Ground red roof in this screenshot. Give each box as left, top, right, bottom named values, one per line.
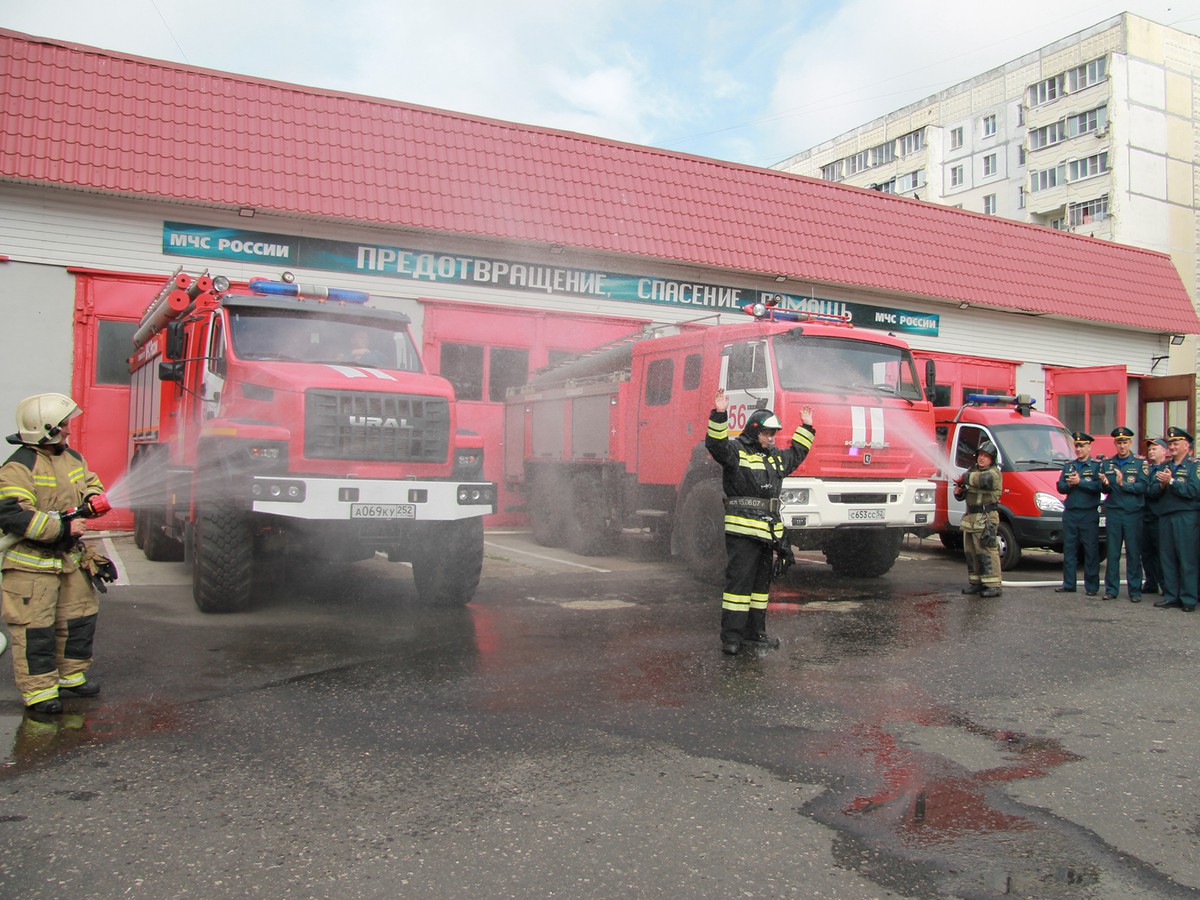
left=1, top=29, right=1196, bottom=333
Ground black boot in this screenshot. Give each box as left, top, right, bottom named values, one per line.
left=962, top=584, right=982, bottom=595
left=27, top=698, right=63, bottom=715
left=60, top=680, right=100, bottom=697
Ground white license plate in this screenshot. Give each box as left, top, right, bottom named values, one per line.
left=849, top=508, right=885, bottom=521
left=350, top=503, right=416, bottom=519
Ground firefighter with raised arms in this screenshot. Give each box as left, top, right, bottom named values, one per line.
left=0, top=394, right=116, bottom=714
left=955, top=441, right=1003, bottom=597
left=706, top=389, right=814, bottom=656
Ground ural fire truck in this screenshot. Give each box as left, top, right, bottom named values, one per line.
left=930, top=393, right=1075, bottom=569
left=127, top=270, right=495, bottom=612
left=503, top=305, right=940, bottom=582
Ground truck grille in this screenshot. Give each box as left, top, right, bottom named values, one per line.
left=305, top=390, right=450, bottom=463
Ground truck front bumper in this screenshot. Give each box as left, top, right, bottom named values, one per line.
left=778, top=478, right=938, bottom=530
left=249, top=476, right=496, bottom=520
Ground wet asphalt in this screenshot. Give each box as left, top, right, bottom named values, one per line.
left=1, top=532, right=1199, bottom=899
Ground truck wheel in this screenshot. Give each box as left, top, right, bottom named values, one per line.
left=565, top=471, right=617, bottom=556
left=412, top=518, right=484, bottom=605
left=678, top=479, right=727, bottom=584
left=133, top=508, right=147, bottom=549
left=997, top=520, right=1021, bottom=571
left=529, top=470, right=568, bottom=547
left=142, top=508, right=184, bottom=562
left=824, top=529, right=902, bottom=577
left=938, top=531, right=964, bottom=552
left=191, top=502, right=254, bottom=613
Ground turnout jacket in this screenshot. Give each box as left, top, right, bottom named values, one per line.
left=955, top=463, right=1001, bottom=533
left=705, top=409, right=815, bottom=543
left=0, top=442, right=104, bottom=574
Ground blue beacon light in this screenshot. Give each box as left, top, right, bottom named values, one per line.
left=248, top=278, right=370, bottom=304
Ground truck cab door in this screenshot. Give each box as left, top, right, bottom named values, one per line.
left=198, top=314, right=227, bottom=421
left=634, top=352, right=691, bottom=486
left=947, top=423, right=995, bottom=527
left=718, top=339, right=777, bottom=435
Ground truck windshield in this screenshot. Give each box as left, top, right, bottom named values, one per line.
left=227, top=309, right=422, bottom=372
left=773, top=334, right=924, bottom=400
left=991, top=423, right=1074, bottom=471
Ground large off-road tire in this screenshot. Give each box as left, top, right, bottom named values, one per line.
left=997, top=520, right=1021, bottom=571
left=141, top=507, right=184, bottom=562
left=824, top=528, right=902, bottom=577
left=565, top=471, right=618, bottom=556
left=529, top=469, right=569, bottom=548
left=677, top=479, right=727, bottom=584
left=133, top=508, right=148, bottom=550
left=938, top=530, right=964, bottom=552
left=412, top=518, right=484, bottom=606
left=191, top=502, right=254, bottom=613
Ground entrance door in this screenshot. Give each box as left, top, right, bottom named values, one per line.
left=71, top=271, right=165, bottom=529
left=1138, top=373, right=1195, bottom=442
left=1045, top=364, right=1127, bottom=458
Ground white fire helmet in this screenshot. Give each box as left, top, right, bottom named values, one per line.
left=16, top=393, right=81, bottom=445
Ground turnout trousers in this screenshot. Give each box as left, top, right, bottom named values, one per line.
left=1104, top=509, right=1143, bottom=598
left=721, top=533, right=773, bottom=645
left=1158, top=510, right=1199, bottom=610
left=1, top=568, right=97, bottom=708
left=1061, top=508, right=1100, bottom=594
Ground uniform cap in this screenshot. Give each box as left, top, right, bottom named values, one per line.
left=1071, top=431, right=1094, bottom=444
left=1110, top=426, right=1134, bottom=439
left=1147, top=438, right=1168, bottom=449
left=1166, top=425, right=1194, bottom=443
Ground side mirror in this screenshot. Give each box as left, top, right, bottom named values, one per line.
left=158, top=361, right=184, bottom=383
left=923, top=359, right=937, bottom=400
left=166, top=321, right=186, bottom=360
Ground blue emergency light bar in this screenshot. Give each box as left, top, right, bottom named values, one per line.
left=248, top=278, right=369, bottom=304
left=966, top=393, right=1036, bottom=416
left=742, top=303, right=852, bottom=326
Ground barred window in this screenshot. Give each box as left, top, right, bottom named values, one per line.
left=1069, top=195, right=1109, bottom=226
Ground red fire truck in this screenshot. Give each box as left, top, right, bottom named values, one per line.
left=127, top=270, right=495, bottom=612
left=503, top=305, right=940, bottom=582
left=930, top=394, right=1075, bottom=569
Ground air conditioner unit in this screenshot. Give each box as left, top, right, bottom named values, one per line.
left=1094, top=126, right=1108, bottom=138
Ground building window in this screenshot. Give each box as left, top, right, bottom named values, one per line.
left=1067, top=106, right=1107, bottom=137
left=897, top=129, right=925, bottom=156
left=983, top=194, right=997, bottom=215
left=1030, top=165, right=1066, bottom=193
left=820, top=160, right=844, bottom=182
left=1069, top=152, right=1109, bottom=181
left=1067, top=57, right=1107, bottom=93
left=1018, top=186, right=1026, bottom=209
left=950, top=164, right=964, bottom=187
left=488, top=347, right=530, bottom=402
left=1028, top=121, right=1065, bottom=150
left=896, top=169, right=926, bottom=193
left=873, top=178, right=897, bottom=194
left=1018, top=145, right=1026, bottom=166
left=1017, top=105, right=1025, bottom=126
left=983, top=153, right=997, bottom=176
left=1029, top=74, right=1063, bottom=107
left=982, top=114, right=997, bottom=137
left=847, top=150, right=869, bottom=175
left=97, top=320, right=140, bottom=384
left=1069, top=195, right=1109, bottom=226
left=440, top=343, right=485, bottom=401
left=950, top=126, right=963, bottom=150
left=871, top=142, right=895, bottom=167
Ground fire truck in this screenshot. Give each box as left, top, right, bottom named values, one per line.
left=127, top=270, right=496, bottom=612
left=930, top=393, right=1075, bottom=569
left=503, top=304, right=940, bottom=582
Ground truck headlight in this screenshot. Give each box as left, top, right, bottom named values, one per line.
left=1035, top=492, right=1064, bottom=513
left=914, top=487, right=935, bottom=505
left=780, top=488, right=810, bottom=505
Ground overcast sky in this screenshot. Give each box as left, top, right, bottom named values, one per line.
left=2, top=0, right=1197, bottom=168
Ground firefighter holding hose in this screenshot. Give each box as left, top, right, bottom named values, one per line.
left=0, top=393, right=115, bottom=714
left=706, top=389, right=814, bottom=655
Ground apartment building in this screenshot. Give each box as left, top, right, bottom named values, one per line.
left=776, top=13, right=1199, bottom=378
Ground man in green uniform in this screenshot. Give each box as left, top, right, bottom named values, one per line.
left=955, top=441, right=1002, bottom=597
left=1140, top=438, right=1168, bottom=594
left=1056, top=432, right=1102, bottom=596
left=1100, top=426, right=1148, bottom=601
left=1148, top=426, right=1200, bottom=612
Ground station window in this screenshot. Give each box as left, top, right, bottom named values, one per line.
left=488, top=347, right=530, bottom=402
left=1059, top=392, right=1117, bottom=436
left=440, top=343, right=485, bottom=401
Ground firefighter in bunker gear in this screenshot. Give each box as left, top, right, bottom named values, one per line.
left=706, top=390, right=814, bottom=655
left=0, top=393, right=109, bottom=714
left=956, top=441, right=1003, bottom=597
